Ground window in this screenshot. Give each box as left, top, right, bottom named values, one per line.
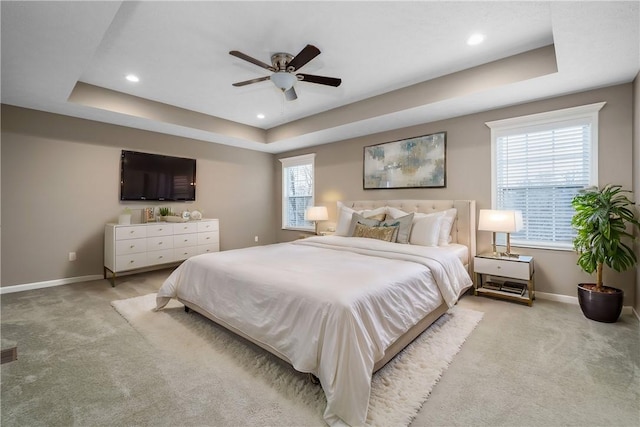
left=280, top=153, right=315, bottom=231
left=486, top=102, right=604, bottom=250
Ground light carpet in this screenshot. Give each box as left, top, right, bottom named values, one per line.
left=112, top=294, right=483, bottom=426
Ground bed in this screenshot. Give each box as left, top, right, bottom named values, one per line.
left=155, top=199, right=476, bottom=426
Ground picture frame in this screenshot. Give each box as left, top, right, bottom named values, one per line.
left=143, top=207, right=156, bottom=223
left=363, top=131, right=446, bottom=189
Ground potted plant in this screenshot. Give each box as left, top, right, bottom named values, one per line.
left=571, top=184, right=639, bottom=323
left=158, top=207, right=171, bottom=221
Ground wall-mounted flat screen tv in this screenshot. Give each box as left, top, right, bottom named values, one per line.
left=120, top=150, right=196, bottom=201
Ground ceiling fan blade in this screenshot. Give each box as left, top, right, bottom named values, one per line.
left=284, top=87, right=297, bottom=101
left=229, top=50, right=275, bottom=71
left=286, top=44, right=321, bottom=72
left=232, top=76, right=270, bottom=87
left=297, top=73, right=342, bottom=87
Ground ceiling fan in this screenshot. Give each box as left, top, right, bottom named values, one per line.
left=229, top=44, right=341, bottom=101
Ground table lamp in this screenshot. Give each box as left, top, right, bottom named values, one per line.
left=478, top=209, right=523, bottom=257
left=305, top=206, right=329, bottom=235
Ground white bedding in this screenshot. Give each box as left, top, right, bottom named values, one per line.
left=155, top=235, right=472, bottom=426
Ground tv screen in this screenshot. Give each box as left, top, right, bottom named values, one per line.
left=120, top=150, right=196, bottom=201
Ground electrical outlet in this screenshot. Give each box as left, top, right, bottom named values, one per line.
left=254, top=236, right=259, bottom=243
left=68, top=252, right=77, bottom=261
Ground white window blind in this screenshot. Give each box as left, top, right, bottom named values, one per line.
left=280, top=153, right=315, bottom=230
left=486, top=103, right=604, bottom=250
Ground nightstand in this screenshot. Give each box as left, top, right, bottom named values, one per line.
left=474, top=253, right=535, bottom=306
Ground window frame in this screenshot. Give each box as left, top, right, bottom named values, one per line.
left=280, top=153, right=316, bottom=232
left=485, top=102, right=604, bottom=251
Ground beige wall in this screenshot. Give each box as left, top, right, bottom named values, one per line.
left=1, top=105, right=276, bottom=287
left=276, top=83, right=636, bottom=305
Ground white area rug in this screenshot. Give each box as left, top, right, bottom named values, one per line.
left=112, top=294, right=483, bottom=426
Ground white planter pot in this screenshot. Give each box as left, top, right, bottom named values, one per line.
left=118, top=214, right=132, bottom=225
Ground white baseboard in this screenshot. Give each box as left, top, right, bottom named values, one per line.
left=535, top=291, right=579, bottom=305
left=536, top=291, right=635, bottom=316
left=0, top=275, right=104, bottom=295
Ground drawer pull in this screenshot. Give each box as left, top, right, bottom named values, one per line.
left=158, top=256, right=163, bottom=259
left=206, top=237, right=210, bottom=240
left=130, top=245, right=135, bottom=249
left=184, top=239, right=188, bottom=242
left=129, top=260, right=135, bottom=264
left=130, top=231, right=135, bottom=234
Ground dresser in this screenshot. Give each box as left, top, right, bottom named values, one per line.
left=104, top=219, right=219, bottom=286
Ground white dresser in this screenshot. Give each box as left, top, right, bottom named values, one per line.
left=104, top=219, right=219, bottom=286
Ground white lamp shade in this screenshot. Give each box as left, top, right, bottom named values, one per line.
left=478, top=209, right=523, bottom=233
left=270, top=72, right=296, bottom=91
left=305, top=206, right=328, bottom=222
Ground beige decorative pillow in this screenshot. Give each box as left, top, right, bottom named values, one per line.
left=348, top=213, right=382, bottom=236
left=353, top=223, right=397, bottom=242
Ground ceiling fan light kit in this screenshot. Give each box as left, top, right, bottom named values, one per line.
left=270, top=72, right=296, bottom=91
left=230, top=44, right=341, bottom=101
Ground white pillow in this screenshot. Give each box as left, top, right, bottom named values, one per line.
left=335, top=202, right=387, bottom=236
left=438, top=208, right=457, bottom=246
left=386, top=206, right=408, bottom=219
left=335, top=202, right=356, bottom=236
left=409, top=212, right=445, bottom=246
left=361, top=207, right=387, bottom=220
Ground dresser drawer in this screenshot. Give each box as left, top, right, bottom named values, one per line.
left=116, top=252, right=147, bottom=272
left=174, top=246, right=200, bottom=261
left=198, top=231, right=219, bottom=246
left=173, top=222, right=198, bottom=235
left=147, top=236, right=174, bottom=251
left=115, top=226, right=147, bottom=240
left=475, top=257, right=532, bottom=280
left=115, top=238, right=147, bottom=255
left=146, top=249, right=174, bottom=265
left=146, top=224, right=174, bottom=237
left=174, top=233, right=198, bottom=248
left=197, top=221, right=219, bottom=233
left=198, top=244, right=220, bottom=255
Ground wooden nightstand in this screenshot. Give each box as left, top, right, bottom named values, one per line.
left=474, top=253, right=535, bottom=306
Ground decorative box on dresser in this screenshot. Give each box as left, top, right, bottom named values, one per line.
left=104, top=219, right=219, bottom=286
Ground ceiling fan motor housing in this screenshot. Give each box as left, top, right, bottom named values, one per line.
left=271, top=53, right=293, bottom=71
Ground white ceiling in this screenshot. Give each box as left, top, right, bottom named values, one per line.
left=2, top=1, right=639, bottom=153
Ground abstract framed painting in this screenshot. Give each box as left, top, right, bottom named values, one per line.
left=363, top=131, right=446, bottom=189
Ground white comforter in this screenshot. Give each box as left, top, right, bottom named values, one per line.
left=155, top=236, right=472, bottom=426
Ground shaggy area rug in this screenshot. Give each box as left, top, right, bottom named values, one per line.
left=112, top=294, right=482, bottom=426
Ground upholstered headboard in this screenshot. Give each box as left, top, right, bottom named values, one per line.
left=341, top=199, right=477, bottom=260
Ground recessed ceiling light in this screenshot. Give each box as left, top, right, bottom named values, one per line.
left=125, top=74, right=139, bottom=82
left=467, top=33, right=485, bottom=46
left=256, top=113, right=265, bottom=119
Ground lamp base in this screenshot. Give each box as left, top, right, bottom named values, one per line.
left=499, top=251, right=520, bottom=259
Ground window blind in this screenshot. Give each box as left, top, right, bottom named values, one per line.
left=496, top=124, right=591, bottom=247
left=280, top=154, right=315, bottom=230
left=487, top=102, right=603, bottom=250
